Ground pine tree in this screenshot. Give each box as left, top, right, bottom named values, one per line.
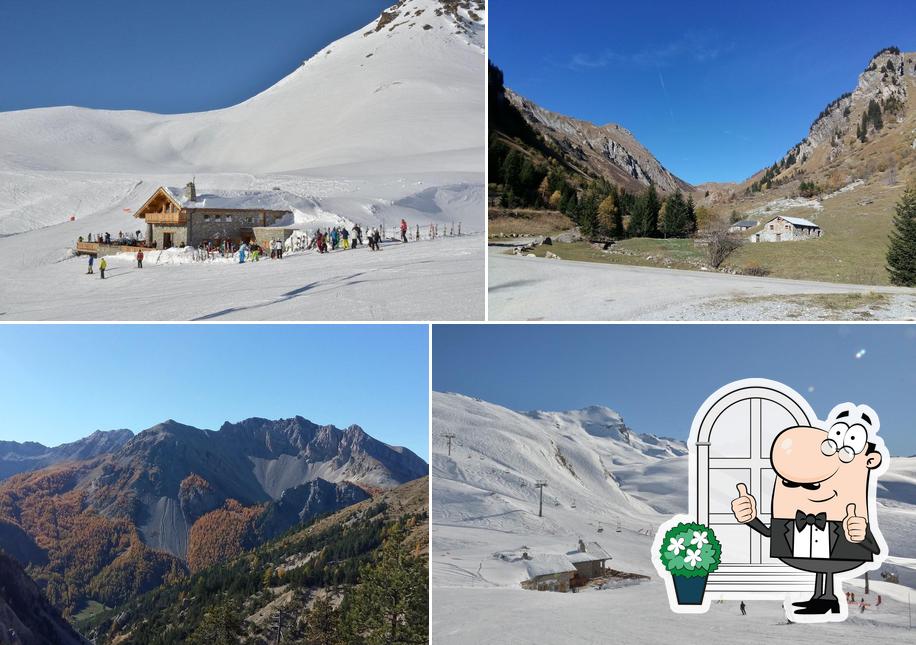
left=304, top=596, right=342, bottom=645
left=500, top=151, right=523, bottom=191
left=686, top=195, right=697, bottom=235
left=345, top=523, right=427, bottom=645
left=189, top=599, right=244, bottom=644
left=660, top=191, right=689, bottom=238
left=886, top=184, right=916, bottom=286
left=630, top=185, right=661, bottom=237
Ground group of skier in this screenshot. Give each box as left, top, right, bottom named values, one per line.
left=82, top=217, right=432, bottom=276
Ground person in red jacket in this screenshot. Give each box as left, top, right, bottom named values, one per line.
left=136, top=249, right=144, bottom=268
left=400, top=218, right=408, bottom=243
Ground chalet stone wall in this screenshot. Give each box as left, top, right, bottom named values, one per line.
left=187, top=211, right=287, bottom=246
left=150, top=225, right=188, bottom=249
left=750, top=217, right=822, bottom=243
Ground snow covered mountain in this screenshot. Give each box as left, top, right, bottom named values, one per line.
left=0, top=0, right=485, bottom=235
left=432, top=391, right=687, bottom=573
left=432, top=392, right=916, bottom=642
left=0, top=0, right=483, bottom=176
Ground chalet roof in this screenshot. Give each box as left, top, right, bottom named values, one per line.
left=566, top=541, right=611, bottom=562
left=731, top=220, right=757, bottom=228
left=525, top=554, right=577, bottom=578
left=162, top=186, right=295, bottom=212
left=771, top=215, right=819, bottom=228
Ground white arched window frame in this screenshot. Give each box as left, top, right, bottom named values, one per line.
left=689, top=380, right=818, bottom=598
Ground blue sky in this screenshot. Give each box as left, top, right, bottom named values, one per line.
left=490, top=0, right=916, bottom=184
left=0, top=325, right=429, bottom=459
left=433, top=325, right=916, bottom=456
left=0, top=0, right=390, bottom=113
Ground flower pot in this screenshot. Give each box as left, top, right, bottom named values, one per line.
left=672, top=574, right=708, bottom=605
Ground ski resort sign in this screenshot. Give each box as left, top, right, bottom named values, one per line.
left=652, top=378, right=889, bottom=623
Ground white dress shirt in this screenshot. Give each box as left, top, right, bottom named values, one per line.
left=793, top=522, right=830, bottom=558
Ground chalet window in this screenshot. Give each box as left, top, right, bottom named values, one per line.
left=204, top=215, right=210, bottom=222
left=226, top=215, right=233, bottom=222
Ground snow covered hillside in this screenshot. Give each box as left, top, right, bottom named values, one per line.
left=0, top=1, right=485, bottom=319
left=0, top=0, right=484, bottom=177
left=432, top=392, right=916, bottom=642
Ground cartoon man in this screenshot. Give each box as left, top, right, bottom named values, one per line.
left=731, top=403, right=883, bottom=616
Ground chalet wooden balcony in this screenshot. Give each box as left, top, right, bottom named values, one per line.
left=143, top=211, right=187, bottom=225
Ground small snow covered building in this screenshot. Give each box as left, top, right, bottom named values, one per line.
left=728, top=219, right=757, bottom=233
left=521, top=555, right=577, bottom=592
left=566, top=540, right=611, bottom=580
left=750, top=216, right=821, bottom=242
left=133, top=181, right=295, bottom=249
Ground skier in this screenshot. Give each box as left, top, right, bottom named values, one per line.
left=330, top=228, right=339, bottom=250
left=400, top=218, right=408, bottom=243
left=740, top=601, right=746, bottom=616
left=353, top=224, right=362, bottom=247
left=416, top=224, right=420, bottom=241
left=99, top=257, right=107, bottom=279
left=87, top=255, right=94, bottom=275
left=341, top=227, right=350, bottom=250
left=136, top=249, right=144, bottom=269
left=239, top=243, right=247, bottom=264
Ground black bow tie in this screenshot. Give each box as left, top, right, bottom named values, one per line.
left=795, top=510, right=827, bottom=531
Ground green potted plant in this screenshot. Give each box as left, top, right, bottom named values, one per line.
left=658, top=522, right=721, bottom=605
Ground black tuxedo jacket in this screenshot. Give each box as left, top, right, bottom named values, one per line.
left=747, top=517, right=880, bottom=561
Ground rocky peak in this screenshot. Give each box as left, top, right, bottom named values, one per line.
left=506, top=89, right=692, bottom=195
left=775, top=47, right=913, bottom=174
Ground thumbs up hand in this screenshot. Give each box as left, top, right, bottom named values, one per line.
left=731, top=483, right=757, bottom=524
left=843, top=503, right=868, bottom=543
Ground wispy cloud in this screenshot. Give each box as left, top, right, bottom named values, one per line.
left=657, top=68, right=674, bottom=122
left=567, top=31, right=725, bottom=71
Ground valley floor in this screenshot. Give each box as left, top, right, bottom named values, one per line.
left=488, top=248, right=916, bottom=321
left=0, top=234, right=484, bottom=320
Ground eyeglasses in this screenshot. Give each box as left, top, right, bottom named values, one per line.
left=820, top=438, right=857, bottom=463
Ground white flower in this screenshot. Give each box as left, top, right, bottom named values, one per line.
left=667, top=537, right=685, bottom=555
left=690, top=530, right=709, bottom=547
left=684, top=548, right=703, bottom=567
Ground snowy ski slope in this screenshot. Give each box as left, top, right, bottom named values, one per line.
left=431, top=392, right=916, bottom=642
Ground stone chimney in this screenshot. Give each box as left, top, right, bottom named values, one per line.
left=184, top=180, right=197, bottom=202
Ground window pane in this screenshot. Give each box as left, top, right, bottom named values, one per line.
left=709, top=400, right=751, bottom=458
left=760, top=400, right=799, bottom=458
left=709, top=468, right=751, bottom=514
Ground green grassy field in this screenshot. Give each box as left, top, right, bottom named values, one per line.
left=722, top=185, right=900, bottom=285
left=513, top=183, right=905, bottom=286
left=73, top=600, right=109, bottom=622
left=528, top=239, right=705, bottom=271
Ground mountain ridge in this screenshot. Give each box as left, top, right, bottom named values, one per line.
left=0, top=415, right=427, bottom=614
